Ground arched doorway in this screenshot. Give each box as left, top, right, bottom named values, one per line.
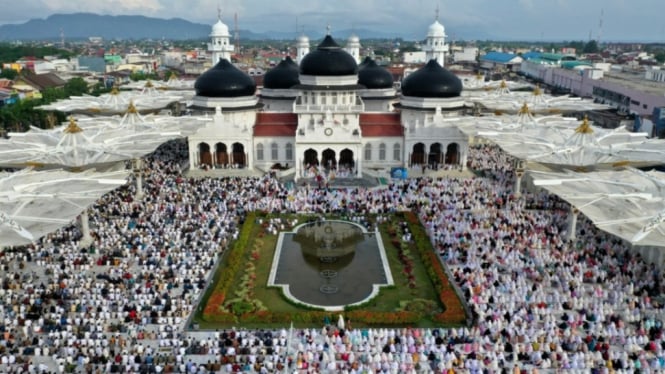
left=428, top=143, right=442, bottom=168
left=322, top=149, right=336, bottom=171
left=231, top=142, right=245, bottom=168
left=445, top=143, right=459, bottom=165
left=304, top=149, right=319, bottom=167
left=339, top=149, right=354, bottom=171
left=198, top=142, right=212, bottom=167
left=410, top=143, right=425, bottom=166
left=215, top=142, right=228, bottom=167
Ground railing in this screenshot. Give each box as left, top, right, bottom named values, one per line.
left=293, top=104, right=364, bottom=113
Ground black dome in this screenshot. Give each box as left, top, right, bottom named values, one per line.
left=195, top=59, right=256, bottom=98
left=264, top=56, right=300, bottom=89
left=401, top=60, right=462, bottom=98
left=358, top=59, right=394, bottom=89
left=299, top=35, right=358, bottom=76
left=358, top=56, right=373, bottom=70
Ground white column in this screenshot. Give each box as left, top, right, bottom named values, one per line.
left=514, top=170, right=524, bottom=197
left=79, top=209, right=93, bottom=248
left=133, top=158, right=144, bottom=199
left=566, top=206, right=579, bottom=241
left=356, top=146, right=362, bottom=177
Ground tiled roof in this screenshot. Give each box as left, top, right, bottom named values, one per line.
left=18, top=72, right=66, bottom=90
left=359, top=113, right=403, bottom=137
left=0, top=78, right=12, bottom=87
left=253, top=124, right=297, bottom=136
left=255, top=112, right=297, bottom=125
left=254, top=112, right=298, bottom=136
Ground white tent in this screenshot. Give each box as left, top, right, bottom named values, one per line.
left=0, top=168, right=129, bottom=247
left=531, top=168, right=665, bottom=247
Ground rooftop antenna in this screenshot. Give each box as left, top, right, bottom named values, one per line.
left=597, top=8, right=604, bottom=46
left=234, top=12, right=239, bottom=55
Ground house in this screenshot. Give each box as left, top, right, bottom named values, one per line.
left=13, top=72, right=66, bottom=91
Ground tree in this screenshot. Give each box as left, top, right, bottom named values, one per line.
left=654, top=51, right=665, bottom=64
left=0, top=68, right=18, bottom=80
left=583, top=40, right=599, bottom=54
left=64, top=77, right=89, bottom=97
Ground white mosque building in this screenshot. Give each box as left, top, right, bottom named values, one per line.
left=187, top=15, right=467, bottom=181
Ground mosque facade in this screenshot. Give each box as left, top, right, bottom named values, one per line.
left=187, top=15, right=466, bottom=181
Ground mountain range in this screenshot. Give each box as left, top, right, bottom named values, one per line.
left=0, top=13, right=411, bottom=42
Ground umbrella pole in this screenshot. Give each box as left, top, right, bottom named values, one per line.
left=79, top=209, right=93, bottom=248
left=566, top=206, right=578, bottom=241
left=133, top=158, right=144, bottom=199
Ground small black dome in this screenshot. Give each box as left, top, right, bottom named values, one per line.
left=264, top=56, right=300, bottom=89
left=358, top=59, right=393, bottom=89
left=401, top=60, right=462, bottom=98
left=358, top=56, right=373, bottom=70
left=299, top=35, right=358, bottom=76
left=195, top=59, right=256, bottom=97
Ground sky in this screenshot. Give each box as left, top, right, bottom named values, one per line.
left=0, top=0, right=663, bottom=42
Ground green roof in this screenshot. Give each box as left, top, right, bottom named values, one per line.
left=561, top=61, right=592, bottom=69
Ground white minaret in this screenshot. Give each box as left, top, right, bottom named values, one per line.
left=346, top=34, right=361, bottom=64
left=423, top=6, right=448, bottom=66
left=208, top=8, right=234, bottom=63
left=296, top=33, right=310, bottom=65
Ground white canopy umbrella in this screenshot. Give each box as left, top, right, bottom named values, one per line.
left=0, top=168, right=129, bottom=247
left=0, top=116, right=188, bottom=169
left=466, top=85, right=612, bottom=114
left=0, top=115, right=193, bottom=246
left=531, top=168, right=665, bottom=247
left=121, top=75, right=195, bottom=91
left=461, top=75, right=532, bottom=92
left=463, top=116, right=664, bottom=169
left=37, top=86, right=186, bottom=115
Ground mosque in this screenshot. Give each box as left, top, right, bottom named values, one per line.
left=188, top=14, right=468, bottom=181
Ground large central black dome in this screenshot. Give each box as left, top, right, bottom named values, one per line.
left=299, top=35, right=358, bottom=76
left=195, top=59, right=256, bottom=98
left=401, top=60, right=462, bottom=98
left=358, top=59, right=394, bottom=89
left=264, top=56, right=300, bottom=89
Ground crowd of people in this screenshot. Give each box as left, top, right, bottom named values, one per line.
left=1, top=140, right=664, bottom=373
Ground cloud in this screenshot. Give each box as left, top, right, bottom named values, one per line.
left=0, top=0, right=662, bottom=41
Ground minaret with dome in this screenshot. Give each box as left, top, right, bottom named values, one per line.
left=345, top=33, right=362, bottom=64
left=208, top=8, right=235, bottom=64
left=295, top=33, right=310, bottom=65
left=422, top=7, right=449, bottom=66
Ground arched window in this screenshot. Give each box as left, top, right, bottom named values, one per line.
left=271, top=142, right=278, bottom=160
left=285, top=143, right=293, bottom=161
left=379, top=143, right=386, bottom=161
left=364, top=143, right=372, bottom=161
left=393, top=143, right=401, bottom=161
left=256, top=143, right=264, bottom=161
